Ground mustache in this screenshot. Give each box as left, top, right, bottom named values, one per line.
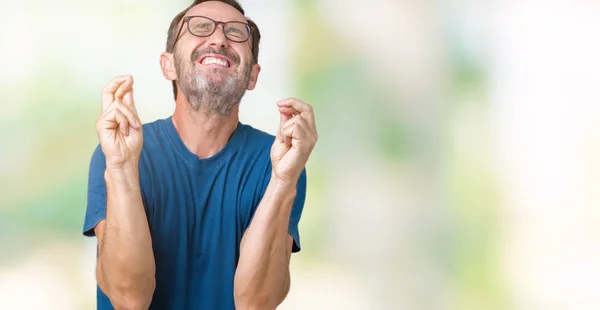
left=191, top=47, right=240, bottom=65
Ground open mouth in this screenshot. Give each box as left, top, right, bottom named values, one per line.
left=198, top=55, right=231, bottom=68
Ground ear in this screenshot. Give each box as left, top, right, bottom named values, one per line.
left=247, top=63, right=261, bottom=90
left=160, top=52, right=177, bottom=81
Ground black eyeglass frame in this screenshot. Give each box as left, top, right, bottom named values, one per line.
left=172, top=15, right=253, bottom=49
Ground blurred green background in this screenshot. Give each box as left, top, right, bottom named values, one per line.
left=1, top=0, right=600, bottom=309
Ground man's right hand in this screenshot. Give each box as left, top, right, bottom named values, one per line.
left=96, top=75, right=143, bottom=168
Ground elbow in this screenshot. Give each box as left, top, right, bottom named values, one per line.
left=106, top=278, right=156, bottom=310
left=234, top=283, right=289, bottom=310
left=96, top=260, right=156, bottom=309
left=234, top=295, right=277, bottom=310
left=111, top=299, right=150, bottom=310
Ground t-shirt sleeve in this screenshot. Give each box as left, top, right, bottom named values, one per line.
left=252, top=167, right=307, bottom=253
left=83, top=145, right=107, bottom=237
left=289, top=169, right=307, bottom=253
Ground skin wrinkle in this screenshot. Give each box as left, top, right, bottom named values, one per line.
left=173, top=28, right=253, bottom=117
left=95, top=2, right=314, bottom=309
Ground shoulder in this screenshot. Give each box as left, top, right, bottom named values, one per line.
left=139, top=117, right=175, bottom=157
left=141, top=118, right=166, bottom=141
left=234, top=123, right=274, bottom=175
left=239, top=123, right=275, bottom=150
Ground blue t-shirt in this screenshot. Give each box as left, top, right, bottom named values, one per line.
left=83, top=117, right=306, bottom=309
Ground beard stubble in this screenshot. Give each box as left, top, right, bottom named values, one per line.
left=174, top=46, right=253, bottom=117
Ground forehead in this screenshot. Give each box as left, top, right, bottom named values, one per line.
left=185, top=1, right=248, bottom=23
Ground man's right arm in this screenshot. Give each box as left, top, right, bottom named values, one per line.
left=93, top=75, right=155, bottom=310
left=95, top=164, right=155, bottom=310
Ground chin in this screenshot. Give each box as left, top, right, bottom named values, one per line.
left=200, top=76, right=236, bottom=91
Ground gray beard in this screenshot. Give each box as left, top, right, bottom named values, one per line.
left=175, top=50, right=252, bottom=118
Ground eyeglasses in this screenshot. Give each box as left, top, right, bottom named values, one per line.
left=173, top=15, right=252, bottom=48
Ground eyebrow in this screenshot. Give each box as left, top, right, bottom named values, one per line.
left=184, top=14, right=249, bottom=24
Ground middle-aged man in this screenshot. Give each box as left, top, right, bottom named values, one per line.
left=82, top=0, right=318, bottom=309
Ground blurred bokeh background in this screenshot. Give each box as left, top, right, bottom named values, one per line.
left=1, top=0, right=600, bottom=309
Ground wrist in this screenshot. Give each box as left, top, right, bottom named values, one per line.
left=105, top=160, right=140, bottom=190
left=269, top=172, right=298, bottom=194
left=106, top=158, right=139, bottom=173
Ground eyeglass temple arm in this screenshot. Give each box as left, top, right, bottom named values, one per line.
left=171, top=17, right=188, bottom=51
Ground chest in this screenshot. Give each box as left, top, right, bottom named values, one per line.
left=138, top=154, right=270, bottom=257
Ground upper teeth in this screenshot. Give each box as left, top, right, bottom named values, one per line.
left=202, top=57, right=229, bottom=67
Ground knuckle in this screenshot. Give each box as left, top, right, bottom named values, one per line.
left=96, top=113, right=106, bottom=122
left=102, top=104, right=114, bottom=114
left=119, top=105, right=134, bottom=116
left=98, top=109, right=110, bottom=119
left=112, top=100, right=126, bottom=111
left=113, top=75, right=128, bottom=83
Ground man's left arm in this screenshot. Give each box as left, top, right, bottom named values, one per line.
left=234, top=98, right=318, bottom=310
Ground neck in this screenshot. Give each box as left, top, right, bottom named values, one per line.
left=172, top=98, right=240, bottom=159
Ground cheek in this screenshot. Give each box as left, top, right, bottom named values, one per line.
left=182, top=39, right=207, bottom=60
left=174, top=47, right=189, bottom=64
left=232, top=44, right=253, bottom=63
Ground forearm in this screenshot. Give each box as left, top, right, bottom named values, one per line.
left=234, top=175, right=297, bottom=310
left=99, top=163, right=155, bottom=309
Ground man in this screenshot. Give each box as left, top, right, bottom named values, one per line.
left=82, top=0, right=318, bottom=309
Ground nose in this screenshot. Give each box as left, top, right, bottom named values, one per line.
left=206, top=24, right=229, bottom=49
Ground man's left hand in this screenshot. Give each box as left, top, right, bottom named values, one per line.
left=270, top=98, right=318, bottom=186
